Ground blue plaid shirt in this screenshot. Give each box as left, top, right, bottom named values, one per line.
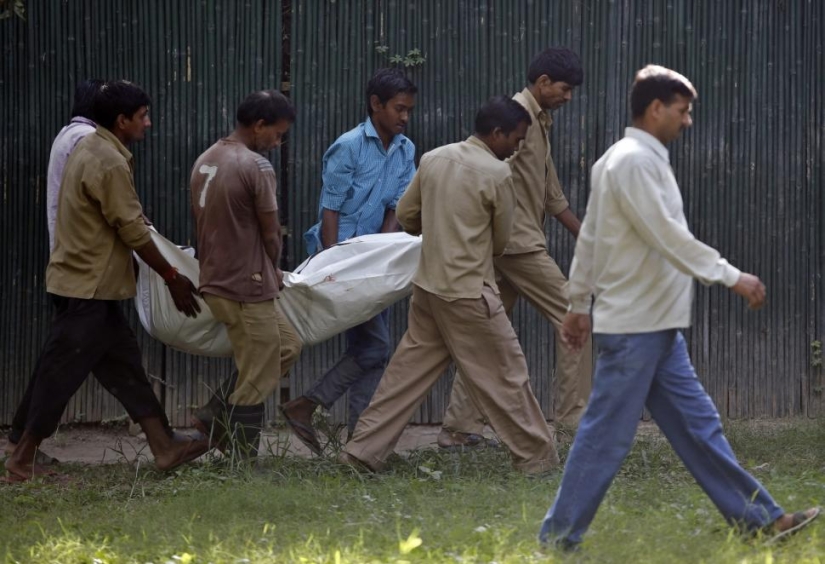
left=304, top=118, right=416, bottom=255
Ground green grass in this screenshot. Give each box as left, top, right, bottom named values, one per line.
left=2, top=420, right=825, bottom=563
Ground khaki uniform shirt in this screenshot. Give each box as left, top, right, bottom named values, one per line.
left=47, top=127, right=151, bottom=300
left=568, top=127, right=740, bottom=333
left=190, top=138, right=280, bottom=302
left=397, top=136, right=515, bottom=300
left=504, top=88, right=570, bottom=255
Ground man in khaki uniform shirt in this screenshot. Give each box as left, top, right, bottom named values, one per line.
left=4, top=81, right=207, bottom=482
left=441, top=48, right=593, bottom=447
left=340, top=97, right=558, bottom=475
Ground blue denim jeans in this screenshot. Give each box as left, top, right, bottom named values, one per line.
left=539, top=330, right=784, bottom=547
left=305, top=309, right=391, bottom=431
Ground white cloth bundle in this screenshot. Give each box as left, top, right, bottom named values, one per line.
left=134, top=231, right=421, bottom=356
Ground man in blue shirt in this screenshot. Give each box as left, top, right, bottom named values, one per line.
left=280, top=68, right=417, bottom=453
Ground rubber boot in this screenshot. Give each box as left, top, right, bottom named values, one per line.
left=139, top=416, right=209, bottom=471
left=191, top=371, right=239, bottom=445
left=218, top=403, right=265, bottom=460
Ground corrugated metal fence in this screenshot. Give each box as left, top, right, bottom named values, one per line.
left=2, top=1, right=823, bottom=427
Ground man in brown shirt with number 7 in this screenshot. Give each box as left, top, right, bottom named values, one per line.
left=440, top=47, right=593, bottom=448
left=189, top=90, right=302, bottom=459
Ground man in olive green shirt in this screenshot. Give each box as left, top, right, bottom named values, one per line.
left=341, top=97, right=558, bottom=475
left=441, top=47, right=593, bottom=447
left=4, top=81, right=207, bottom=482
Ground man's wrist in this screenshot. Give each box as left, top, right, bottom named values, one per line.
left=162, top=266, right=179, bottom=284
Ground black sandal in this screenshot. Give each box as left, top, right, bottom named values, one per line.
left=765, top=507, right=821, bottom=544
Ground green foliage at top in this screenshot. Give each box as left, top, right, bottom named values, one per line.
left=375, top=44, right=427, bottom=68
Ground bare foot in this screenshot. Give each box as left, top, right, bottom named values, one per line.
left=4, top=442, right=59, bottom=466
left=153, top=438, right=210, bottom=471
left=4, top=455, right=57, bottom=482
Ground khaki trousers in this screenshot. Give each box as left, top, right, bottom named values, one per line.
left=204, top=294, right=302, bottom=406
left=443, top=251, right=593, bottom=432
left=344, top=285, right=558, bottom=474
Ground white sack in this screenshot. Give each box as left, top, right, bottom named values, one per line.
left=279, top=232, right=421, bottom=345
left=134, top=231, right=421, bottom=354
left=135, top=230, right=233, bottom=357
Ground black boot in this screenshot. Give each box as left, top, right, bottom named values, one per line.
left=219, top=403, right=265, bottom=460
left=191, top=371, right=239, bottom=444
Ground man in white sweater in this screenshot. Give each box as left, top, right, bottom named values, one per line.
left=539, top=65, right=819, bottom=549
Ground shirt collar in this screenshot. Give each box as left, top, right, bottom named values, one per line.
left=624, top=127, right=669, bottom=162
left=364, top=117, right=407, bottom=149
left=95, top=126, right=133, bottom=163
left=519, top=88, right=552, bottom=128
left=466, top=135, right=497, bottom=159
left=70, top=116, right=96, bottom=128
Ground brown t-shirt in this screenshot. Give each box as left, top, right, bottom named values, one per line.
left=190, top=138, right=279, bottom=302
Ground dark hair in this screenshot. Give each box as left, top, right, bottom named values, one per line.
left=475, top=96, right=532, bottom=135
left=236, top=89, right=296, bottom=126
left=366, top=68, right=418, bottom=115
left=630, top=65, right=697, bottom=118
left=93, top=80, right=151, bottom=129
left=70, top=79, right=105, bottom=120
left=527, top=47, right=584, bottom=86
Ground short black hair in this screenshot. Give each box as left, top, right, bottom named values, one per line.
left=93, top=80, right=151, bottom=129
left=630, top=65, right=697, bottom=118
left=475, top=95, right=532, bottom=135
left=236, top=89, right=296, bottom=127
left=527, top=47, right=584, bottom=86
left=70, top=79, right=105, bottom=120
left=366, top=68, right=417, bottom=115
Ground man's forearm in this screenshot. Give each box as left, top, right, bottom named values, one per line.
left=262, top=234, right=282, bottom=268
left=321, top=208, right=340, bottom=249
left=134, top=239, right=175, bottom=276
left=555, top=207, right=582, bottom=238
left=381, top=208, right=400, bottom=233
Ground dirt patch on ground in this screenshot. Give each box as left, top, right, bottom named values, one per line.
left=3, top=419, right=792, bottom=466
left=0, top=424, right=448, bottom=465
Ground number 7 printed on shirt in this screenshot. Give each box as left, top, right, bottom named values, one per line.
left=197, top=165, right=218, bottom=208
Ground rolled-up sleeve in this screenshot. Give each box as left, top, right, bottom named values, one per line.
left=492, top=177, right=515, bottom=256
left=93, top=163, right=150, bottom=249
left=544, top=154, right=570, bottom=217
left=319, top=140, right=356, bottom=212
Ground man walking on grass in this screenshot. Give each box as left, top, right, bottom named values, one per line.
left=189, top=90, right=302, bottom=459
left=438, top=47, right=592, bottom=449
left=340, top=96, right=558, bottom=475
left=4, top=81, right=207, bottom=482
left=539, top=65, right=819, bottom=550
left=5, top=79, right=103, bottom=466
left=279, top=68, right=417, bottom=451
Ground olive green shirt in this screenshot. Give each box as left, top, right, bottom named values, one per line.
left=397, top=136, right=515, bottom=300
left=504, top=88, right=570, bottom=255
left=47, top=126, right=151, bottom=300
